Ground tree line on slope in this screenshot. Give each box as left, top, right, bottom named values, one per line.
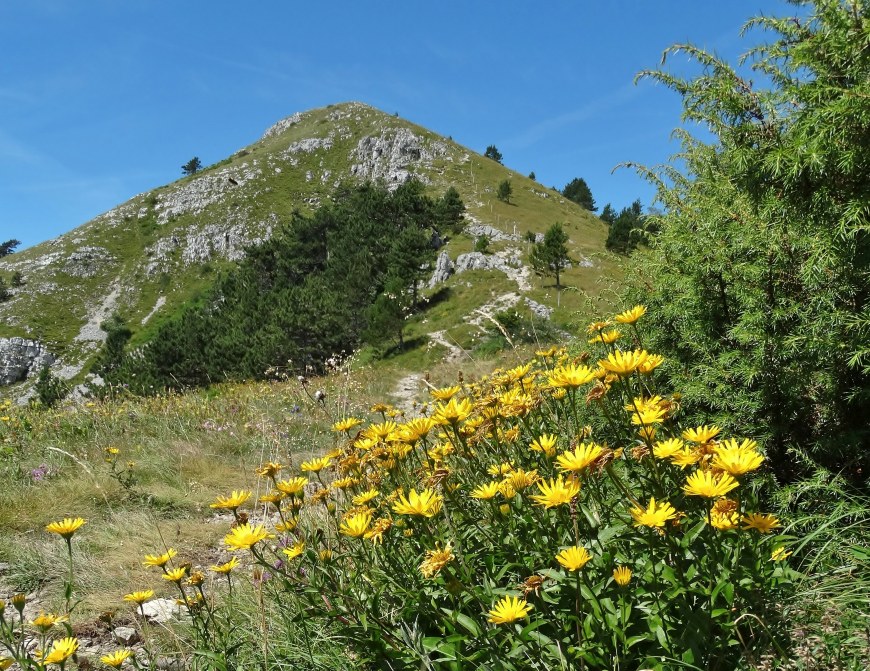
left=92, top=181, right=464, bottom=394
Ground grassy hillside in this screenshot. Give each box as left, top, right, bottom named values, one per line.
left=0, top=102, right=619, bottom=392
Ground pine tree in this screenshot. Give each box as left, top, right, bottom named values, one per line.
left=562, top=178, right=596, bottom=211
left=497, top=180, right=512, bottom=203
left=530, top=223, right=571, bottom=288
left=484, top=145, right=503, bottom=164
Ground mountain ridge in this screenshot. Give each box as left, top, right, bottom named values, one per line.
left=0, top=101, right=617, bottom=394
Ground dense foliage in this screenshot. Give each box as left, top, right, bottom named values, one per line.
left=100, top=181, right=463, bottom=393
left=604, top=200, right=646, bottom=254
left=530, top=222, right=571, bottom=288
left=628, top=0, right=870, bottom=485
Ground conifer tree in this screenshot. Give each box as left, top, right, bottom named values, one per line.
left=530, top=223, right=570, bottom=289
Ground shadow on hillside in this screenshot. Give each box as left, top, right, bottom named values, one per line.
left=382, top=336, right=428, bottom=359
left=420, top=286, right=452, bottom=311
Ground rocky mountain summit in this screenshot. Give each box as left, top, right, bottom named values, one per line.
left=0, top=102, right=609, bottom=395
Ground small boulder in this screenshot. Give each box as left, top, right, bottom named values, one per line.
left=112, top=626, right=140, bottom=645
left=140, top=598, right=182, bottom=624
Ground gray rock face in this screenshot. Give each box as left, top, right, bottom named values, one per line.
left=63, top=246, right=115, bottom=278
left=0, top=338, right=54, bottom=385
left=351, top=128, right=448, bottom=186
left=261, top=112, right=303, bottom=139
left=427, top=250, right=455, bottom=288
left=112, top=626, right=140, bottom=645
left=465, top=223, right=520, bottom=244
left=524, top=298, right=553, bottom=320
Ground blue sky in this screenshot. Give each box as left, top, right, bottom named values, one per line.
left=1, top=1, right=796, bottom=250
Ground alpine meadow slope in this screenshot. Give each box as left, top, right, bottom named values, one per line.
left=0, top=102, right=617, bottom=395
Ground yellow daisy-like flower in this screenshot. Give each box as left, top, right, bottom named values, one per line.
left=487, top=462, right=514, bottom=476
left=318, top=549, right=334, bottom=562
left=488, top=596, right=532, bottom=624
left=529, top=475, right=581, bottom=508
left=503, top=468, right=539, bottom=491
left=771, top=546, right=792, bottom=561
left=209, top=557, right=239, bottom=574
left=0, top=658, right=13, bottom=671
left=352, top=489, right=381, bottom=506
left=637, top=354, right=664, bottom=374
left=300, top=456, right=332, bottom=473
left=400, top=417, right=437, bottom=442
left=547, top=363, right=597, bottom=389
left=209, top=490, right=252, bottom=510
left=100, top=649, right=132, bottom=668
left=392, top=488, right=443, bottom=517
left=42, top=637, right=79, bottom=665
left=123, top=589, right=155, bottom=604
left=470, top=482, right=501, bottom=500
left=683, top=470, right=739, bottom=498
left=670, top=448, right=703, bottom=469
left=163, top=567, right=188, bottom=583
left=432, top=397, right=474, bottom=425
left=364, top=517, right=393, bottom=545
left=556, top=442, right=604, bottom=473
left=742, top=513, right=781, bottom=534
left=598, top=349, right=650, bottom=377
left=30, top=613, right=68, bottom=630
left=682, top=425, right=721, bottom=443
left=143, top=549, right=177, bottom=567
left=259, top=491, right=285, bottom=505
left=363, top=420, right=398, bottom=442
left=614, top=304, right=647, bottom=324
left=331, top=417, right=363, bottom=433
left=331, top=477, right=356, bottom=490
left=255, top=462, right=283, bottom=478
left=555, top=546, right=592, bottom=571
left=275, top=477, right=308, bottom=496
left=586, top=320, right=612, bottom=334
left=631, top=407, right=668, bottom=426
left=430, top=385, right=462, bottom=401
left=709, top=510, right=741, bottom=531
left=613, top=566, right=632, bottom=586
left=45, top=517, right=86, bottom=540
left=419, top=542, right=454, bottom=578
left=529, top=434, right=557, bottom=457
left=587, top=329, right=621, bottom=345
left=282, top=541, right=305, bottom=560
left=712, top=441, right=764, bottom=475
left=630, top=497, right=678, bottom=528
left=224, top=523, right=274, bottom=551
left=339, top=511, right=373, bottom=537
left=275, top=518, right=298, bottom=533
left=653, top=438, right=685, bottom=459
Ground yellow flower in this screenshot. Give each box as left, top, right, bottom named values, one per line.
left=259, top=491, right=285, bottom=505
left=630, top=498, right=678, bottom=528
left=503, top=468, right=539, bottom=491
left=742, top=513, right=781, bottom=534
left=598, top=349, right=650, bottom=377
left=255, top=462, right=283, bottom=478
left=42, top=637, right=79, bottom=665
left=651, top=438, right=683, bottom=459
left=555, top=546, right=592, bottom=571
left=0, top=657, right=12, bottom=671
left=275, top=518, right=298, bottom=533
left=771, top=546, right=792, bottom=561
left=637, top=354, right=664, bottom=374
left=487, top=462, right=514, bottom=476
left=209, top=557, right=239, bottom=574
left=318, top=549, right=334, bottom=562
left=488, top=596, right=532, bottom=624
left=419, top=542, right=454, bottom=578
left=613, top=566, right=632, bottom=586
left=331, top=417, right=363, bottom=433
left=363, top=420, right=398, bottom=442
left=586, top=320, right=612, bottom=334
left=282, top=541, right=305, bottom=560
left=614, top=305, right=647, bottom=324
left=432, top=397, right=473, bottom=425
left=331, top=477, right=356, bottom=490
left=143, top=549, right=177, bottom=567
left=30, top=613, right=69, bottom=630
left=123, top=589, right=155, bottom=604
left=530, top=475, right=581, bottom=508
left=470, top=482, right=500, bottom=500
left=683, top=470, right=739, bottom=498
left=352, top=489, right=380, bottom=506
left=587, top=329, right=621, bottom=345
left=682, top=425, right=721, bottom=443
left=709, top=510, right=741, bottom=531
left=712, top=441, right=764, bottom=475
left=556, top=442, right=604, bottom=473
left=275, top=477, right=308, bottom=496
left=631, top=407, right=668, bottom=425
left=224, top=523, right=274, bottom=550
left=339, top=511, right=373, bottom=537
left=186, top=571, right=205, bottom=587
left=45, top=517, right=86, bottom=540
left=392, top=488, right=443, bottom=517
left=364, top=517, right=392, bottom=544
left=300, top=456, right=332, bottom=473
left=547, top=363, right=596, bottom=389
left=529, top=434, right=557, bottom=457
left=210, top=490, right=252, bottom=510
left=400, top=417, right=437, bottom=442
left=430, top=385, right=462, bottom=401
left=100, top=650, right=132, bottom=668
left=670, top=448, right=702, bottom=469
left=163, top=567, right=188, bottom=583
